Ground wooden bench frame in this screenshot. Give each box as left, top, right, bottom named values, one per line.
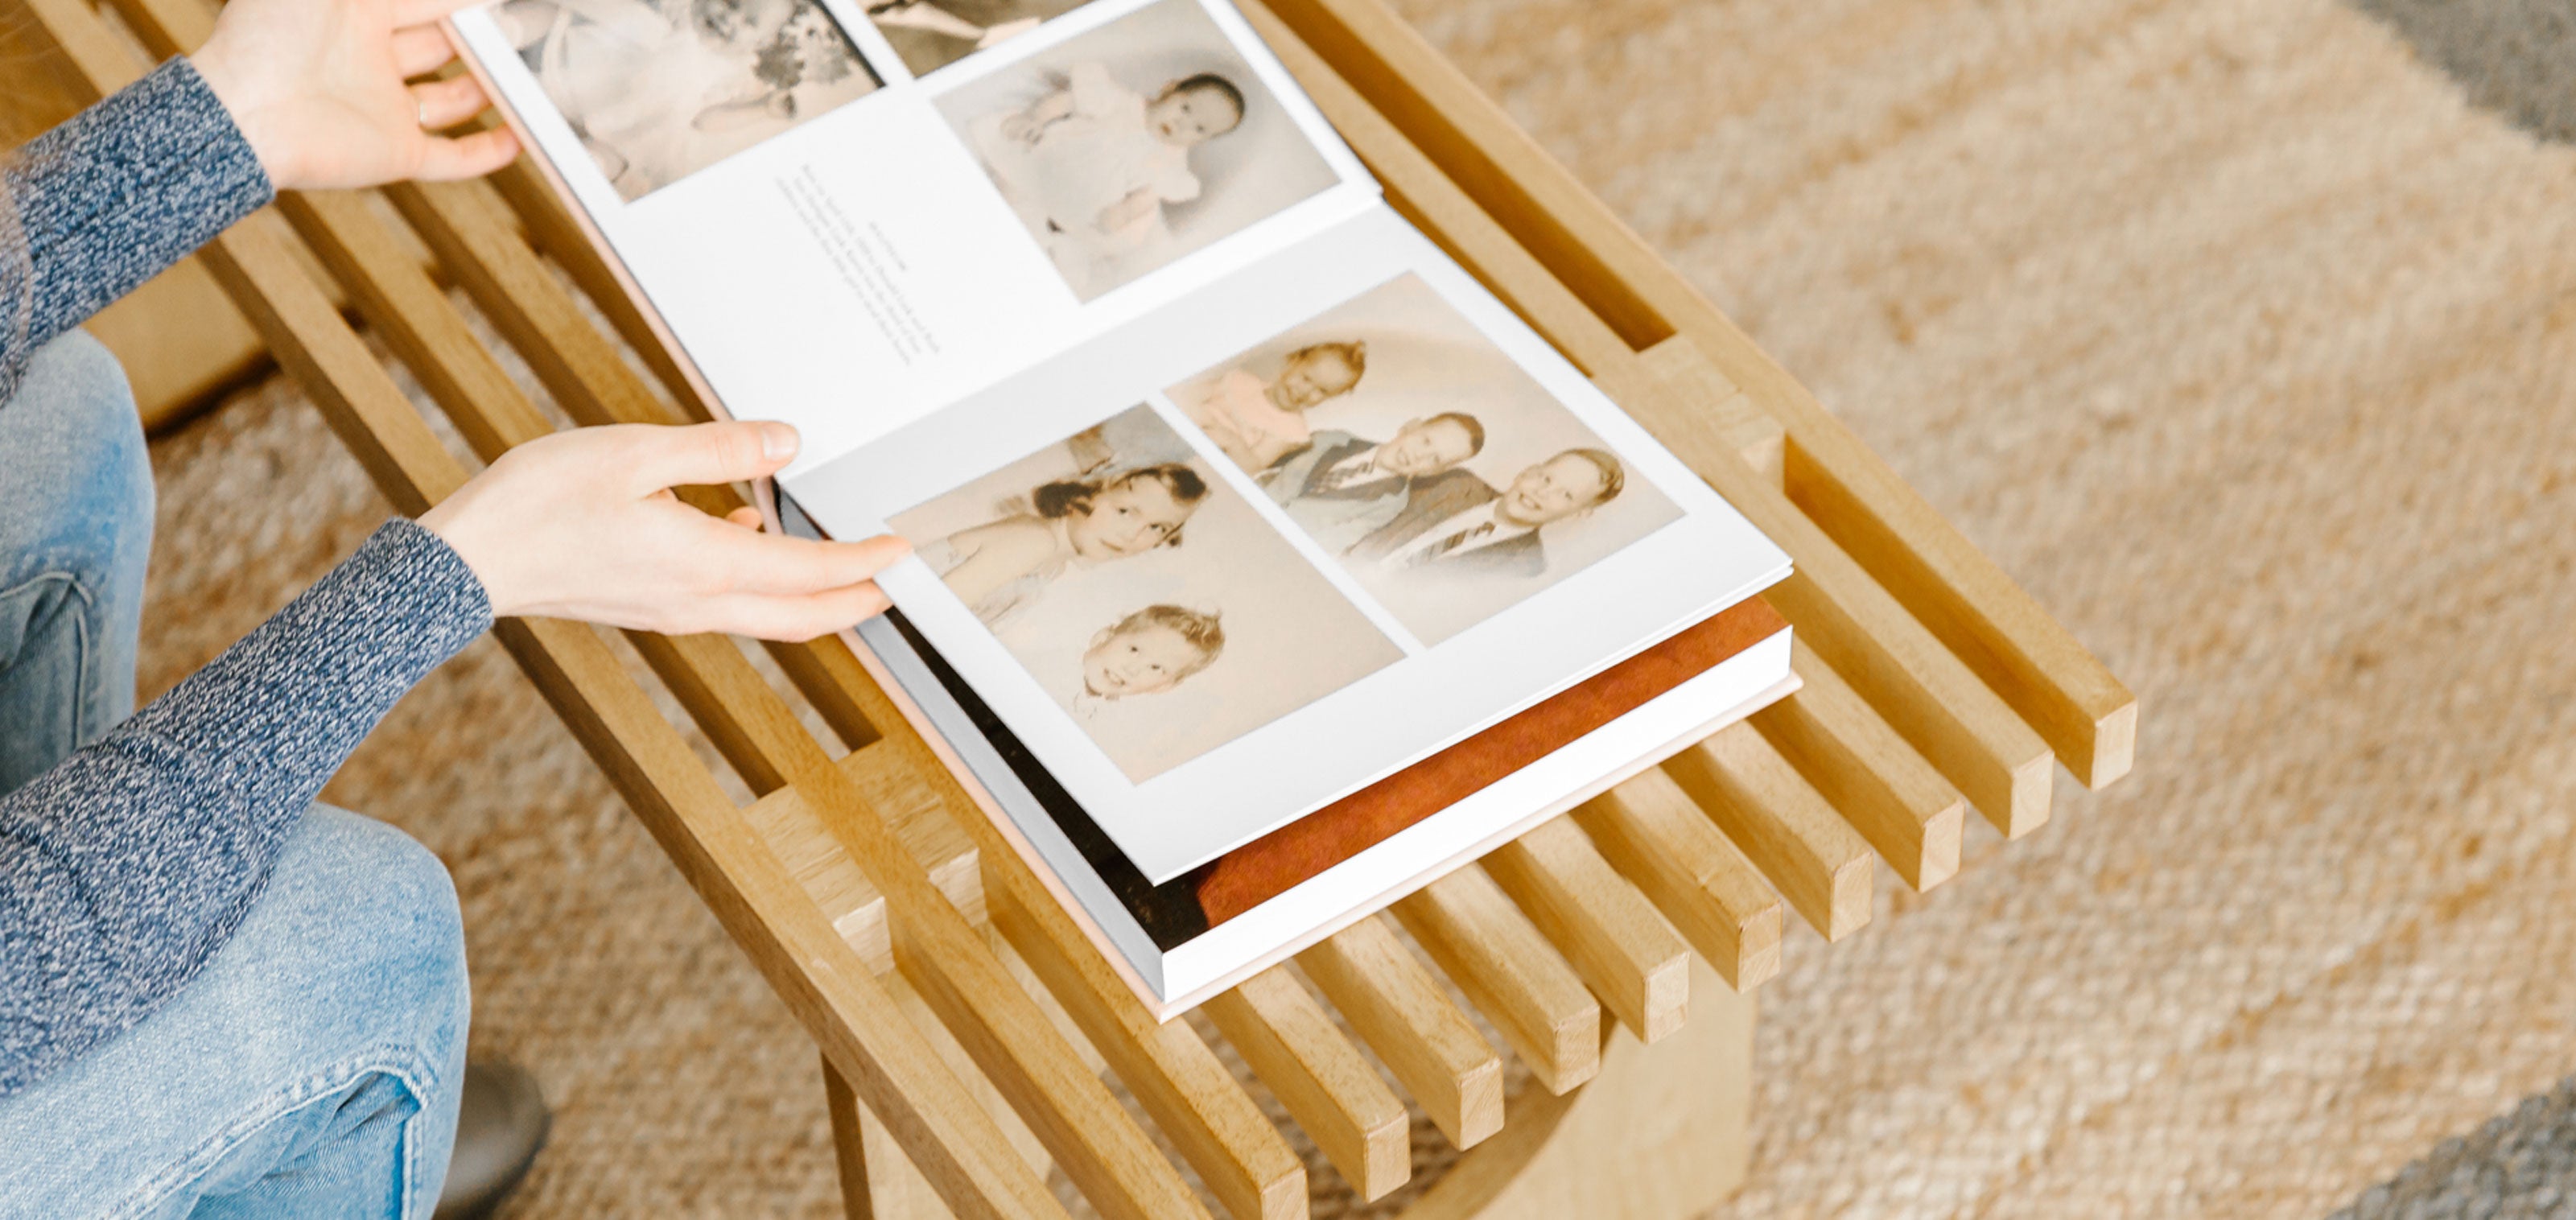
left=27, top=0, right=2137, bottom=1214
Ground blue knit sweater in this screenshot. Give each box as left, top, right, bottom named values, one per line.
left=0, top=60, right=494, bottom=1095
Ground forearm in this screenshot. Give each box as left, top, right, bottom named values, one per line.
left=0, top=58, right=273, bottom=400
left=0, top=520, right=489, bottom=1097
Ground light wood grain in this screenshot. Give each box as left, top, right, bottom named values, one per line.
left=1249, top=0, right=2135, bottom=791
left=1204, top=969, right=1411, bottom=1201
left=1298, top=916, right=1505, bottom=1149
left=1663, top=724, right=1875, bottom=942
left=486, top=157, right=715, bottom=419
left=1572, top=770, right=1784, bottom=991
left=1399, top=959, right=1753, bottom=1220
left=1479, top=819, right=1692, bottom=1044
left=1242, top=1, right=2058, bottom=836
left=1754, top=647, right=1967, bottom=892
left=1390, top=866, right=1600, bottom=1095
left=635, top=634, right=1251, bottom=1220
left=1638, top=336, right=1782, bottom=486
left=383, top=177, right=682, bottom=430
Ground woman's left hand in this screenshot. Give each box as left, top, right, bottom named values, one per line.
left=190, top=0, right=520, bottom=191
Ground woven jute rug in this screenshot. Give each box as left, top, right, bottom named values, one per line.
left=128, top=0, right=2576, bottom=1214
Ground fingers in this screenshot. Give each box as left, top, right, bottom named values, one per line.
left=414, top=128, right=521, bottom=181
left=626, top=420, right=804, bottom=493
left=701, top=527, right=912, bottom=597
left=392, top=25, right=458, bottom=78
left=724, top=506, right=765, bottom=530
left=696, top=583, right=895, bottom=642
left=411, top=74, right=491, bottom=131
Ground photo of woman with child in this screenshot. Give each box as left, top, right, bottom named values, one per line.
left=934, top=0, right=1343, bottom=300
left=1165, top=273, right=1687, bottom=645
left=890, top=405, right=1400, bottom=781
left=496, top=0, right=881, bottom=202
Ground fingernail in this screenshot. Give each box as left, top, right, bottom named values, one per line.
left=760, top=422, right=799, bottom=462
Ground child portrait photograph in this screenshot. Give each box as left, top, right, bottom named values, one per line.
left=888, top=404, right=1400, bottom=781
left=864, top=0, right=1092, bottom=77
left=1166, top=273, right=1687, bottom=645
left=493, top=0, right=883, bottom=202
left=932, top=0, right=1342, bottom=301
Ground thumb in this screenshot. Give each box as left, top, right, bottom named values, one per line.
left=629, top=421, right=801, bottom=493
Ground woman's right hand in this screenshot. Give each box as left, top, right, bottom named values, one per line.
left=420, top=421, right=910, bottom=641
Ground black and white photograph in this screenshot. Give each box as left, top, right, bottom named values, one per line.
left=863, top=0, right=1092, bottom=78
left=493, top=0, right=883, bottom=202
left=933, top=0, right=1342, bottom=300
left=1167, top=273, right=1688, bottom=644
left=888, top=405, right=1401, bottom=781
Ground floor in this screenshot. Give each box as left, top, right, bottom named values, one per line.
left=129, top=0, right=2576, bottom=1214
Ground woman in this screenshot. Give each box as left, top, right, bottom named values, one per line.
left=922, top=464, right=1206, bottom=628
left=0, top=0, right=909, bottom=1214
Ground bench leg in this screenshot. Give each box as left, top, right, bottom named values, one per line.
left=1402, top=956, right=1756, bottom=1220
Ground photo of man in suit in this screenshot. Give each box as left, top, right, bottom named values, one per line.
left=1350, top=447, right=1626, bottom=579
left=1257, top=413, right=1485, bottom=552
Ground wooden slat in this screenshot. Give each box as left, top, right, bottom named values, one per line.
left=1298, top=915, right=1504, bottom=1149
left=641, top=633, right=1283, bottom=1220
left=1601, top=364, right=2056, bottom=839
left=383, top=177, right=679, bottom=430
left=1391, top=866, right=1599, bottom=1095
left=1204, top=968, right=1411, bottom=1201
left=1662, top=725, right=1873, bottom=942
left=1754, top=646, right=1967, bottom=892
left=499, top=618, right=1073, bottom=1220
left=823, top=1060, right=876, bottom=1220
left=1572, top=771, right=1783, bottom=992
left=763, top=635, right=888, bottom=752
left=989, top=884, right=1307, bottom=1220
left=1638, top=336, right=1783, bottom=487
left=1241, top=2, right=2056, bottom=838
left=1479, top=819, right=1690, bottom=1044
left=486, top=157, right=714, bottom=419
left=274, top=189, right=551, bottom=460
left=1251, top=0, right=2136, bottom=790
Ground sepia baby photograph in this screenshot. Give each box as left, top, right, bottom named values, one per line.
left=888, top=404, right=1400, bottom=781
left=1166, top=272, right=1687, bottom=645
left=493, top=0, right=882, bottom=202
left=931, top=0, right=1342, bottom=301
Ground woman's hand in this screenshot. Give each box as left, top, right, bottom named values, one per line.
left=190, top=0, right=520, bottom=191
left=421, top=421, right=911, bottom=641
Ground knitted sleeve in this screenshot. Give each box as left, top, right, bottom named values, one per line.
left=0, top=521, right=493, bottom=1096
left=0, top=57, right=273, bottom=400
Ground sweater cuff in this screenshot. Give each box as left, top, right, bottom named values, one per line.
left=0, top=58, right=274, bottom=399
left=154, top=518, right=494, bottom=778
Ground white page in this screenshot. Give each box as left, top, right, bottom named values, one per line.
left=786, top=209, right=1791, bottom=882
left=448, top=0, right=1380, bottom=475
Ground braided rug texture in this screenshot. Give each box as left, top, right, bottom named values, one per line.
left=134, top=0, right=2576, bottom=1214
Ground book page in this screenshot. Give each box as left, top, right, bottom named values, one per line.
left=785, top=208, right=1791, bottom=883
left=447, top=0, right=1379, bottom=474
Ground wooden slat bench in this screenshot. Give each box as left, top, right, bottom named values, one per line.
left=23, top=0, right=2137, bottom=1214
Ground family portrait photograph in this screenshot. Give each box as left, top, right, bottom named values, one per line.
left=888, top=404, right=1400, bottom=781
left=494, top=0, right=883, bottom=202
left=864, top=0, right=1092, bottom=77
left=932, top=0, right=1342, bottom=301
left=1165, top=273, right=1686, bottom=644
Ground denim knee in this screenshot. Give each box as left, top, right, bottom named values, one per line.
left=0, top=329, right=154, bottom=608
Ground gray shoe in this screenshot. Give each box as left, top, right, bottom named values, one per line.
left=435, top=1059, right=551, bottom=1220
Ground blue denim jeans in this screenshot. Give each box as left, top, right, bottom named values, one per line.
left=0, top=332, right=469, bottom=1220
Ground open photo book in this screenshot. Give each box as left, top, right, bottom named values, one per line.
left=449, top=0, right=1797, bottom=1014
